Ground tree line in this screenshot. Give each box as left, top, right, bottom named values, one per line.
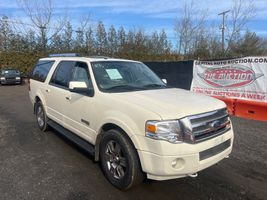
left=0, top=16, right=177, bottom=73
left=0, top=0, right=266, bottom=74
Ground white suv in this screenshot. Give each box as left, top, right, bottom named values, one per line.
left=29, top=54, right=234, bottom=190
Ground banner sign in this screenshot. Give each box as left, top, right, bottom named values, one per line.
left=191, top=57, right=267, bottom=102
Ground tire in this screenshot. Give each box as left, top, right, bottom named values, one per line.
left=100, top=129, right=144, bottom=190
left=35, top=101, right=49, bottom=132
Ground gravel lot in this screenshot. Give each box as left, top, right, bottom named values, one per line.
left=0, top=85, right=266, bottom=200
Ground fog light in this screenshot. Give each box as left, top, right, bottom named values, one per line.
left=171, top=160, right=177, bottom=167
left=171, top=158, right=185, bottom=169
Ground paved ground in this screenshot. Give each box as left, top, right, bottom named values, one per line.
left=0, top=85, right=266, bottom=200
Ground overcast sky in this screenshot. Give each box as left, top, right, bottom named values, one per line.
left=1, top=0, right=267, bottom=41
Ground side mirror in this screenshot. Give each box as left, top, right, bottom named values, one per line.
left=69, top=81, right=88, bottom=93
left=162, top=79, right=167, bottom=84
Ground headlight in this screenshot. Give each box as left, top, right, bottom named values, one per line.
left=0, top=77, right=5, bottom=80
left=15, top=77, right=21, bottom=80
left=145, top=120, right=183, bottom=143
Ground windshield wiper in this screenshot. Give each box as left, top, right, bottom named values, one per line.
left=142, top=83, right=166, bottom=88
left=105, top=85, right=142, bottom=91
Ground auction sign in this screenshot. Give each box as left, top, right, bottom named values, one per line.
left=191, top=57, right=267, bottom=102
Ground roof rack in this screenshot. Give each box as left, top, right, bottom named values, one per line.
left=88, top=56, right=110, bottom=59
left=48, top=53, right=81, bottom=57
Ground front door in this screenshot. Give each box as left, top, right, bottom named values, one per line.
left=63, top=61, right=97, bottom=144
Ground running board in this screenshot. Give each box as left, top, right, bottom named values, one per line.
left=47, top=120, right=95, bottom=156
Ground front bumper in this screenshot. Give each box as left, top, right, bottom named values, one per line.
left=1, top=78, right=21, bottom=85
left=136, top=128, right=233, bottom=180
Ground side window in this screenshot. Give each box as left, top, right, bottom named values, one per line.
left=31, top=60, right=55, bottom=82
left=72, top=62, right=93, bottom=89
left=50, top=61, right=74, bottom=88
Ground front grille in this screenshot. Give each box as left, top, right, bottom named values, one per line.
left=6, top=77, right=16, bottom=81
left=199, top=139, right=231, bottom=160
left=188, top=108, right=231, bottom=143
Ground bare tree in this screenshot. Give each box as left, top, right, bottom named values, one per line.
left=62, top=21, right=73, bottom=51
left=0, top=16, right=13, bottom=51
left=174, top=1, right=207, bottom=58
left=73, top=15, right=91, bottom=52
left=225, top=0, right=255, bottom=53
left=17, top=0, right=66, bottom=52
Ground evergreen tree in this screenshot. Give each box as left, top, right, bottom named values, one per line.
left=107, top=25, right=117, bottom=56
left=159, top=29, right=171, bottom=54
left=96, top=21, right=108, bottom=55
left=117, top=26, right=126, bottom=52
left=74, top=27, right=84, bottom=51
left=85, top=26, right=95, bottom=55
left=62, top=21, right=73, bottom=51
left=51, top=34, right=63, bottom=52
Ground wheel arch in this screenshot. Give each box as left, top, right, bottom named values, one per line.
left=94, top=123, right=140, bottom=162
left=33, top=94, right=46, bottom=114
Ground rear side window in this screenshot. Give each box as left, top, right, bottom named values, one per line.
left=31, top=60, right=55, bottom=82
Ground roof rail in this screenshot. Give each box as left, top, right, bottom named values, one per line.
left=88, top=56, right=110, bottom=59
left=48, top=53, right=81, bottom=57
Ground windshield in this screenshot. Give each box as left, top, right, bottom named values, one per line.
left=91, top=61, right=167, bottom=92
left=1, top=69, right=20, bottom=75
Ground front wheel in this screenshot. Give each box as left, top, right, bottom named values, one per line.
left=100, top=129, right=144, bottom=190
left=35, top=101, right=49, bottom=131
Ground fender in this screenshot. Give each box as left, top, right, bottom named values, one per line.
left=94, top=110, right=144, bottom=161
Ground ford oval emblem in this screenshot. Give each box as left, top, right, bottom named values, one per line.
left=209, top=120, right=221, bottom=129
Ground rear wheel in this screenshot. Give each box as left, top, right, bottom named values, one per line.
left=36, top=101, right=49, bottom=131
left=100, top=129, right=144, bottom=190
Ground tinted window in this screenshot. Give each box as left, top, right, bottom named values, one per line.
left=50, top=61, right=74, bottom=88
left=31, top=60, right=55, bottom=82
left=72, top=62, right=93, bottom=89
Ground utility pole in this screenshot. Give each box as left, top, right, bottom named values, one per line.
left=218, top=10, right=230, bottom=53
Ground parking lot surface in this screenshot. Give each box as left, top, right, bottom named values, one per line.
left=0, top=85, right=266, bottom=200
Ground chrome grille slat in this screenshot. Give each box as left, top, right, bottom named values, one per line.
left=192, top=116, right=229, bottom=132
left=187, top=108, right=230, bottom=143
left=191, top=114, right=229, bottom=128
left=190, top=109, right=228, bottom=124
left=194, top=125, right=230, bottom=142
left=193, top=121, right=229, bottom=136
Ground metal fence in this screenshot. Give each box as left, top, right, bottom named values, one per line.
left=144, top=60, right=193, bottom=90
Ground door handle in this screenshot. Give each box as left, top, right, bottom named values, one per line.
left=65, top=96, right=71, bottom=100
left=45, top=89, right=50, bottom=93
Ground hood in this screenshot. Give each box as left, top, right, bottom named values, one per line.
left=112, top=88, right=226, bottom=120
